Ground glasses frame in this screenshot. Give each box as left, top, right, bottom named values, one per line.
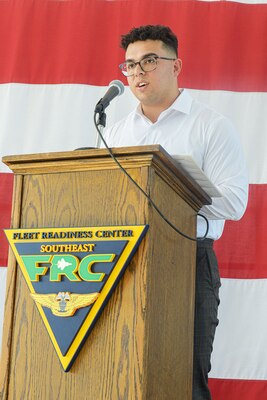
left=119, top=54, right=177, bottom=77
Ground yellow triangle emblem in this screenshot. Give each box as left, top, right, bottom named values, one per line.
left=5, top=225, right=148, bottom=371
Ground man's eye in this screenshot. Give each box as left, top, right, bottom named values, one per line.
left=143, top=57, right=156, bottom=65
left=126, top=63, right=135, bottom=70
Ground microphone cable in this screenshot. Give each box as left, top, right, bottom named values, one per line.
left=94, top=112, right=209, bottom=242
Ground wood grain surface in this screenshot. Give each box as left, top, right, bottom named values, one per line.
left=0, top=147, right=205, bottom=399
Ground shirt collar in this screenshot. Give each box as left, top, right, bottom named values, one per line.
left=169, top=89, right=192, bottom=115
left=135, top=88, right=193, bottom=121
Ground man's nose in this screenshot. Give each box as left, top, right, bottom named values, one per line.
left=134, top=62, right=145, bottom=76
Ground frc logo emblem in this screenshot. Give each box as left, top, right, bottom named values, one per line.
left=5, top=225, right=148, bottom=371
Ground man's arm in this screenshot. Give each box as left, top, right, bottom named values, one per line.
left=200, top=116, right=248, bottom=221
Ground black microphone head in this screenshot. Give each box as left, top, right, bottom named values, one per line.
left=109, top=80, right=125, bottom=97
left=95, top=80, right=125, bottom=114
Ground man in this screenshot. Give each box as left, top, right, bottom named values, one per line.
left=103, top=25, right=248, bottom=399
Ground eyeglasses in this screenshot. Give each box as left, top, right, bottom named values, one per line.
left=119, top=55, right=177, bottom=77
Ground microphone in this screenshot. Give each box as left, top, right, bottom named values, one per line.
left=94, top=80, right=125, bottom=113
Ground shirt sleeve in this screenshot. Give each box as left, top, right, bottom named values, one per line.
left=200, top=115, right=248, bottom=221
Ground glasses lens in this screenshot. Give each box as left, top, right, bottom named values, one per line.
left=119, top=56, right=158, bottom=76
left=120, top=62, right=135, bottom=77
left=140, top=56, right=157, bottom=72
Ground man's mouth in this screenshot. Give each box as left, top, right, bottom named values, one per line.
left=136, top=81, right=148, bottom=88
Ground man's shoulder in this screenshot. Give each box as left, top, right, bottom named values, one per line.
left=180, top=90, right=238, bottom=145
left=186, top=90, right=228, bottom=123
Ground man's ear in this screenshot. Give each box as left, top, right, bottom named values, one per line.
left=174, top=58, right=182, bottom=77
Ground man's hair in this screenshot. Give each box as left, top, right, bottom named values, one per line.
left=121, top=25, right=178, bottom=57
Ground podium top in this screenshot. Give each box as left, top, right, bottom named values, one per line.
left=2, top=145, right=211, bottom=207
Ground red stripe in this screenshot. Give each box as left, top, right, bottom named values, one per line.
left=0, top=173, right=13, bottom=267
left=214, top=185, right=267, bottom=279
left=209, top=378, right=267, bottom=400
left=0, top=1, right=267, bottom=90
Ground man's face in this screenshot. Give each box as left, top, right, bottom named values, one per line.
left=125, top=39, right=181, bottom=109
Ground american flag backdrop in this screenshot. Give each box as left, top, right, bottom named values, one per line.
left=1, top=1, right=267, bottom=398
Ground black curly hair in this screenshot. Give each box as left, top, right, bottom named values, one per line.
left=121, top=25, right=178, bottom=57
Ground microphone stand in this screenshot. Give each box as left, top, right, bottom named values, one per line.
left=95, top=109, right=107, bottom=148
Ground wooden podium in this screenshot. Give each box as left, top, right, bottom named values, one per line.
left=0, top=145, right=210, bottom=400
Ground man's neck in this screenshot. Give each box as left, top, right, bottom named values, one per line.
left=141, top=90, right=180, bottom=123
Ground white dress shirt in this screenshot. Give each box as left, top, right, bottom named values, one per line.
left=102, top=89, right=248, bottom=240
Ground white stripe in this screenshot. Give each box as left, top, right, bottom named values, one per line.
left=0, top=83, right=136, bottom=173
left=0, top=267, right=7, bottom=357
left=210, top=278, right=267, bottom=380
left=0, top=83, right=102, bottom=172
left=1, top=84, right=266, bottom=184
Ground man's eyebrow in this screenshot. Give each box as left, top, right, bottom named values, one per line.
left=125, top=53, right=158, bottom=62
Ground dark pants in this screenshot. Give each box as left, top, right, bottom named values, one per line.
left=193, top=239, right=221, bottom=400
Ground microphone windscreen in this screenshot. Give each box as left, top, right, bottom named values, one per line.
left=109, top=80, right=125, bottom=96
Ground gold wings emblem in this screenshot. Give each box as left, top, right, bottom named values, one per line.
left=31, top=291, right=99, bottom=317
